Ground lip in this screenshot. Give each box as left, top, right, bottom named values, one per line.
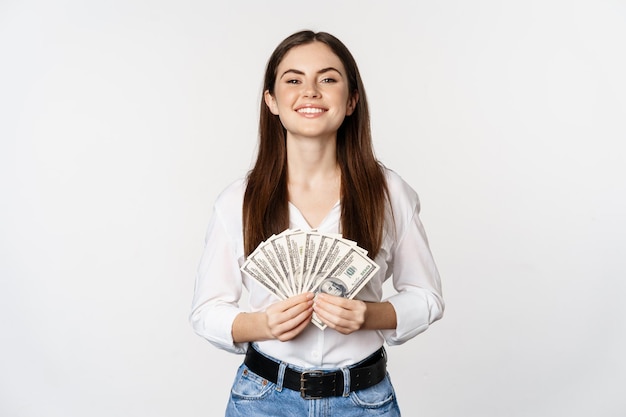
left=295, top=104, right=328, bottom=117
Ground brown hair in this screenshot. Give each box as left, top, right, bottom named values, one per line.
left=243, top=30, right=390, bottom=258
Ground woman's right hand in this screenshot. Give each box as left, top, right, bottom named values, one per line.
left=265, top=292, right=314, bottom=341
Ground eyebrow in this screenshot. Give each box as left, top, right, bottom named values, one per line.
left=280, top=67, right=343, bottom=79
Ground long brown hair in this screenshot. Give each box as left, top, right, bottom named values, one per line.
left=243, top=30, right=390, bottom=258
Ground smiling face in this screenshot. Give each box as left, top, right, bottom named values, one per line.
left=264, top=41, right=358, bottom=143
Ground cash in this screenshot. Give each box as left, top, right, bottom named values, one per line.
left=241, top=229, right=380, bottom=330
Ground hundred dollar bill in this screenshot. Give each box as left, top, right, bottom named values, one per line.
left=317, top=248, right=380, bottom=297
left=307, top=237, right=356, bottom=293
left=300, top=232, right=321, bottom=291
left=266, top=234, right=296, bottom=295
left=242, top=228, right=380, bottom=330
left=248, top=244, right=293, bottom=297
left=240, top=257, right=288, bottom=300
left=310, top=247, right=380, bottom=329
left=284, top=230, right=306, bottom=293
left=301, top=232, right=335, bottom=292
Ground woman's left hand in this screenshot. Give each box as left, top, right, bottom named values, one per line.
left=312, top=293, right=367, bottom=334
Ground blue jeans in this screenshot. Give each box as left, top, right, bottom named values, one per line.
left=224, top=355, right=401, bottom=417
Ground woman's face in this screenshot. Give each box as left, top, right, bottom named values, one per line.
left=265, top=41, right=357, bottom=143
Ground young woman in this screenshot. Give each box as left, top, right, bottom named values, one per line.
left=190, top=30, right=444, bottom=416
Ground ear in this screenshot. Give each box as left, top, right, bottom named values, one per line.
left=346, top=91, right=359, bottom=116
left=264, top=90, right=279, bottom=115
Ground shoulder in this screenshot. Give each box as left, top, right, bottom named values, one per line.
left=214, top=178, right=247, bottom=210
left=382, top=166, right=420, bottom=215
left=212, top=177, right=247, bottom=230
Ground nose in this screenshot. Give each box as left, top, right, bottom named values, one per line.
left=302, top=80, right=320, bottom=98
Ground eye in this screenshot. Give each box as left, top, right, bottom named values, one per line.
left=286, top=79, right=300, bottom=84
left=321, top=78, right=337, bottom=83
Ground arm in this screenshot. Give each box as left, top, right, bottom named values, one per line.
left=382, top=199, right=444, bottom=345
left=189, top=206, right=249, bottom=353
left=190, top=202, right=316, bottom=349
left=232, top=292, right=314, bottom=342
left=313, top=295, right=397, bottom=334
left=314, top=179, right=444, bottom=340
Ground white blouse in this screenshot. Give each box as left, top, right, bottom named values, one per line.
left=190, top=168, right=444, bottom=369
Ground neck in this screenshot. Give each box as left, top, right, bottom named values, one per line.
left=286, top=134, right=339, bottom=185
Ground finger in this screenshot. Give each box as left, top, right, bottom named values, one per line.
left=268, top=297, right=313, bottom=324
left=314, top=296, right=347, bottom=316
left=285, top=296, right=315, bottom=317
left=268, top=294, right=313, bottom=317
left=273, top=307, right=313, bottom=341
left=277, top=292, right=315, bottom=311
left=276, top=318, right=310, bottom=341
left=312, top=302, right=344, bottom=326
left=315, top=293, right=351, bottom=307
left=268, top=298, right=313, bottom=325
left=313, top=300, right=364, bottom=334
left=316, top=295, right=367, bottom=318
left=312, top=307, right=351, bottom=334
left=315, top=309, right=358, bottom=335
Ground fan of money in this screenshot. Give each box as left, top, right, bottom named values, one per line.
left=241, top=229, right=380, bottom=330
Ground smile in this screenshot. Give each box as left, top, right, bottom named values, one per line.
left=296, top=107, right=326, bottom=114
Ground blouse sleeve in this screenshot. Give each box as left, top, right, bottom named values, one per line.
left=189, top=202, right=248, bottom=354
left=381, top=181, right=445, bottom=345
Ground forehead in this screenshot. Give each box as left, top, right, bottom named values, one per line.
left=277, top=41, right=346, bottom=74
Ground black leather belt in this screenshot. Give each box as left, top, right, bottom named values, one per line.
left=244, top=344, right=387, bottom=399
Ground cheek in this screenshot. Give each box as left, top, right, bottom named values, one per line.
left=276, top=96, right=297, bottom=112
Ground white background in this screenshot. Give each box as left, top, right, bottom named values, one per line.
left=1, top=1, right=625, bottom=416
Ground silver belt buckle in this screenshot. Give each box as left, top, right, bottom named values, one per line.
left=300, top=370, right=325, bottom=399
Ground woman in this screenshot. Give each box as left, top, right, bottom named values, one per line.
left=190, top=30, right=444, bottom=416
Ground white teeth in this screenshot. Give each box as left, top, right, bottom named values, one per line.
left=297, top=107, right=324, bottom=114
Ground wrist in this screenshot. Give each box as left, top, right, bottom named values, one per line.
left=232, top=311, right=274, bottom=343
left=362, top=301, right=397, bottom=330
left=261, top=310, right=274, bottom=340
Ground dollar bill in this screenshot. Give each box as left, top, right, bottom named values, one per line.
left=240, top=229, right=380, bottom=330
left=267, top=234, right=295, bottom=295
left=310, top=246, right=380, bottom=329
left=301, top=232, right=334, bottom=293
left=284, top=230, right=306, bottom=293
left=241, top=256, right=289, bottom=300
left=300, top=232, right=321, bottom=291
left=247, top=243, right=293, bottom=298
left=307, top=237, right=357, bottom=293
